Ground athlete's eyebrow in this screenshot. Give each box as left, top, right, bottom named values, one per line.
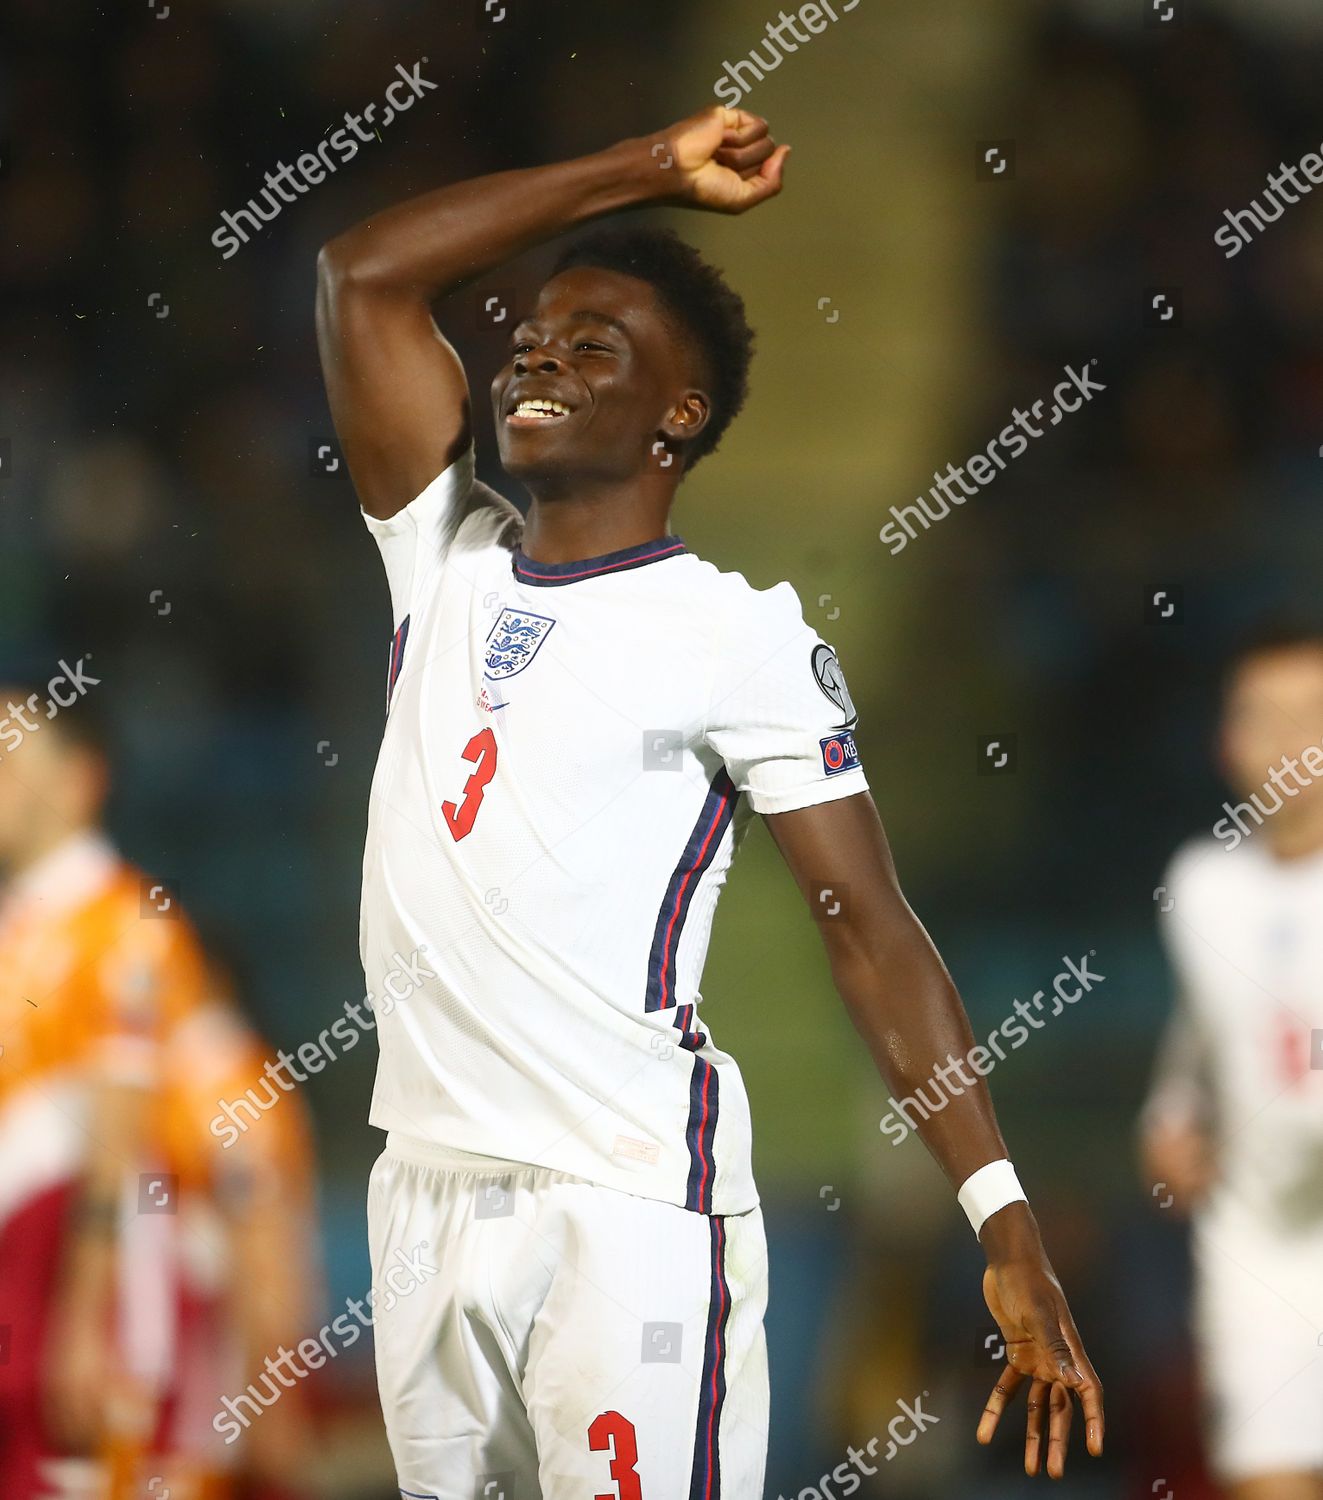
left=568, top=309, right=630, bottom=336
left=512, top=310, right=629, bottom=338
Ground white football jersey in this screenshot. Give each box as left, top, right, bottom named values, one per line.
left=1155, top=836, right=1323, bottom=1237
left=359, top=448, right=868, bottom=1215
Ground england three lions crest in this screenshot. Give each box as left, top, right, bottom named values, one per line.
left=484, top=608, right=556, bottom=680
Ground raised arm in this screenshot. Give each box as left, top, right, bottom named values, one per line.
left=315, top=106, right=789, bottom=519
left=764, top=791, right=1104, bottom=1479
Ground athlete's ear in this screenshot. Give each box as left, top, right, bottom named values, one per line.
left=658, top=391, right=711, bottom=447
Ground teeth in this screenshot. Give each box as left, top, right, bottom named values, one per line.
left=513, top=399, right=570, bottom=418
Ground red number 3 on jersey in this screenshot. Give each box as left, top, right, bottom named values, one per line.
left=1272, top=1008, right=1314, bottom=1090
left=441, top=728, right=498, bottom=841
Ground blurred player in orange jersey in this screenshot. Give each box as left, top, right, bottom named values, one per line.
left=0, top=680, right=320, bottom=1500
left=0, top=676, right=210, bottom=1498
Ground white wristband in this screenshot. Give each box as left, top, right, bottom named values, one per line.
left=958, top=1159, right=1026, bottom=1238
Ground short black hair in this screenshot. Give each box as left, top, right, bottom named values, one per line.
left=549, top=226, right=754, bottom=468
left=1222, top=618, right=1323, bottom=690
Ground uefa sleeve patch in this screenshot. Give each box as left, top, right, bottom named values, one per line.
left=811, top=643, right=858, bottom=728
left=819, top=731, right=860, bottom=777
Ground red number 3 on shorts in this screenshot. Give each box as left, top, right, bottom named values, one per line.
left=588, top=1410, right=642, bottom=1500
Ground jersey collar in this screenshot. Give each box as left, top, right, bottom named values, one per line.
left=511, top=535, right=688, bottom=587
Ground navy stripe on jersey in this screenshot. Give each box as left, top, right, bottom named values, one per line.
left=688, top=1215, right=731, bottom=1500
left=645, top=770, right=737, bottom=1014
left=684, top=1056, right=719, bottom=1213
left=674, top=1002, right=707, bottom=1053
left=387, top=614, right=411, bottom=706
left=512, top=535, right=687, bottom=587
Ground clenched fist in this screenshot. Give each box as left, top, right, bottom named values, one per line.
left=647, top=105, right=790, bottom=214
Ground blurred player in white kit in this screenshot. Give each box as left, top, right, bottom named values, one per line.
left=1143, top=623, right=1323, bottom=1500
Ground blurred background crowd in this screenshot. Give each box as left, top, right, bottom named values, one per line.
left=4, top=0, right=1323, bottom=1494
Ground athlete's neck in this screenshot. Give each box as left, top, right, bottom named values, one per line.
left=519, top=483, right=674, bottom=565
left=519, top=513, right=671, bottom=564
left=1265, top=797, right=1323, bottom=861
left=0, top=820, right=97, bottom=887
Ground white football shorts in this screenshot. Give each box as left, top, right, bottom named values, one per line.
left=367, top=1133, right=770, bottom=1500
left=1194, top=1219, right=1323, bottom=1481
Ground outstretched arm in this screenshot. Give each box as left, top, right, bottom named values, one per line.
left=316, top=106, right=789, bottom=519
left=765, top=791, right=1104, bottom=1479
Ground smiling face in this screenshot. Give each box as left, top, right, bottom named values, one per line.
left=491, top=266, right=711, bottom=490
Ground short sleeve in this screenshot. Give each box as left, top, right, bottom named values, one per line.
left=360, top=446, right=478, bottom=625
left=704, top=580, right=869, bottom=815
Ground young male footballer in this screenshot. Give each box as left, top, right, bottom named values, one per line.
left=1143, top=625, right=1323, bottom=1500
left=317, top=103, right=1103, bottom=1499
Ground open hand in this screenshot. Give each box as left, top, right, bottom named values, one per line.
left=978, top=1255, right=1105, bottom=1478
